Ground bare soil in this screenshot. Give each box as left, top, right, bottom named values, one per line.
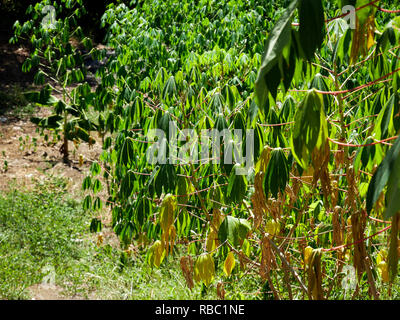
left=0, top=116, right=103, bottom=194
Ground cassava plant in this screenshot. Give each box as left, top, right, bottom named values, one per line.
left=11, top=0, right=104, bottom=163
left=78, top=0, right=400, bottom=300
left=9, top=0, right=400, bottom=299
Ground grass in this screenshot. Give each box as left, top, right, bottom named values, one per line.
left=0, top=177, right=262, bottom=300
left=0, top=176, right=399, bottom=300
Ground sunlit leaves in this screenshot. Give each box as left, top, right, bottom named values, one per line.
left=226, top=164, right=248, bottom=204
left=14, top=0, right=102, bottom=162
left=19, top=0, right=400, bottom=293
left=265, top=220, right=280, bottom=236
left=223, top=251, right=236, bottom=277
left=218, top=216, right=251, bottom=248
left=194, top=253, right=215, bottom=287
left=290, top=89, right=328, bottom=170
left=349, top=0, right=378, bottom=64
left=25, top=85, right=58, bottom=106
left=148, top=240, right=165, bottom=268
left=374, top=93, right=400, bottom=140
left=263, top=148, right=290, bottom=199
left=255, top=0, right=298, bottom=108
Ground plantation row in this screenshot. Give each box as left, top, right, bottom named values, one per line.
left=11, top=0, right=400, bottom=299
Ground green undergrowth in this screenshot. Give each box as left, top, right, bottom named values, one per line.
left=0, top=177, right=263, bottom=300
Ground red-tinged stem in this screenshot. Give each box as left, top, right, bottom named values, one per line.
left=374, top=6, right=400, bottom=13
left=292, top=0, right=381, bottom=26
left=322, top=225, right=391, bottom=252
left=328, top=136, right=398, bottom=148
left=290, top=67, right=400, bottom=96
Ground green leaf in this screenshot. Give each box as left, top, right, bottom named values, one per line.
left=90, top=162, right=101, bottom=176
left=290, top=89, right=328, bottom=169
left=264, top=148, right=290, bottom=199
left=162, top=76, right=177, bottom=103
left=93, top=197, right=103, bottom=211
left=89, top=218, right=102, bottom=233
left=279, top=95, right=296, bottom=122
left=30, top=115, right=63, bottom=129
left=218, top=215, right=251, bottom=247
left=82, top=176, right=91, bottom=191
left=34, top=70, right=46, bottom=85
left=120, top=171, right=136, bottom=199
left=226, top=164, right=248, bottom=204
left=214, top=113, right=229, bottom=131
left=154, top=164, right=177, bottom=197
left=83, top=195, right=92, bottom=211
left=25, top=85, right=58, bottom=105
left=255, top=0, right=298, bottom=108
left=366, top=135, right=400, bottom=216
left=72, top=126, right=92, bottom=143
left=209, top=92, right=226, bottom=113
left=298, top=0, right=325, bottom=60
left=135, top=197, right=151, bottom=226
left=118, top=137, right=135, bottom=167
left=385, top=156, right=400, bottom=220
left=92, top=179, right=102, bottom=194
left=374, top=93, right=400, bottom=140
left=310, top=74, right=331, bottom=113
left=247, top=100, right=259, bottom=125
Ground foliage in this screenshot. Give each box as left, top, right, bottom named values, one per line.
left=11, top=0, right=102, bottom=162
left=11, top=0, right=400, bottom=299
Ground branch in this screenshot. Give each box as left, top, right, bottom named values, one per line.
left=267, top=237, right=309, bottom=298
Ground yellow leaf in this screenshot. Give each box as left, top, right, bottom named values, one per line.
left=304, top=246, right=313, bottom=267
left=194, top=254, right=215, bottom=287
left=206, top=229, right=219, bottom=253
left=366, top=15, right=376, bottom=51
left=265, top=220, right=280, bottom=236
left=138, top=232, right=149, bottom=247
left=378, top=261, right=389, bottom=283
left=255, top=147, right=270, bottom=174
left=160, top=194, right=177, bottom=232
left=212, top=208, right=223, bottom=229
left=377, top=248, right=387, bottom=266
left=148, top=240, right=165, bottom=268
left=223, top=251, right=236, bottom=277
